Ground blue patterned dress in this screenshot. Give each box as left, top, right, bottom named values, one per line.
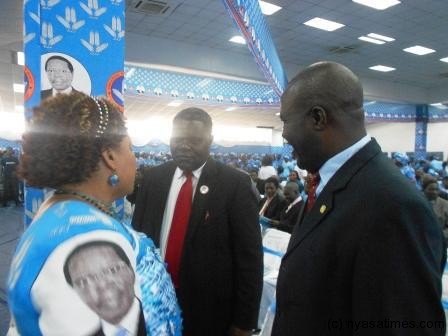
left=7, top=200, right=182, bottom=335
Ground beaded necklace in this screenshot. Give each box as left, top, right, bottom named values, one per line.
left=55, top=189, right=115, bottom=218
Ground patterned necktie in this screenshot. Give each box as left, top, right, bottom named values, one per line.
left=306, top=173, right=321, bottom=212
left=165, top=171, right=193, bottom=288
left=115, top=327, right=129, bottom=336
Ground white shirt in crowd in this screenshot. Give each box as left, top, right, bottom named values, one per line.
left=258, top=165, right=277, bottom=180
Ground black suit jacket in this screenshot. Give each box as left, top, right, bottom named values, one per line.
left=132, top=159, right=263, bottom=335
left=258, top=194, right=287, bottom=220
left=275, top=199, right=304, bottom=233
left=272, top=139, right=446, bottom=336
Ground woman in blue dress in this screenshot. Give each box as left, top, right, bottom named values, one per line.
left=7, top=92, right=181, bottom=336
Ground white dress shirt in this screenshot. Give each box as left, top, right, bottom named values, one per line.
left=315, top=135, right=371, bottom=198
left=101, top=298, right=140, bottom=336
left=258, top=166, right=277, bottom=180
left=52, top=86, right=73, bottom=97
left=160, top=162, right=206, bottom=259
left=285, top=195, right=302, bottom=213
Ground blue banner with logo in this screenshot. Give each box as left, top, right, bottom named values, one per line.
left=222, top=0, right=288, bottom=97
left=23, top=0, right=125, bottom=225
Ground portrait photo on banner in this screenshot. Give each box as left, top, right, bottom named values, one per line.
left=40, top=52, right=92, bottom=99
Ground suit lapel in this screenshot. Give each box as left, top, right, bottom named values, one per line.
left=284, top=139, right=382, bottom=259
left=152, top=162, right=177, bottom=246
left=185, top=158, right=217, bottom=242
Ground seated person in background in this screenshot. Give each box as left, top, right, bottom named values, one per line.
left=7, top=93, right=181, bottom=336
left=259, top=176, right=287, bottom=222
left=439, top=176, right=448, bottom=200
left=422, top=175, right=448, bottom=242
left=280, top=170, right=304, bottom=196
left=271, top=182, right=303, bottom=233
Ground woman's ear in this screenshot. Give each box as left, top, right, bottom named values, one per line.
left=101, top=147, right=117, bottom=171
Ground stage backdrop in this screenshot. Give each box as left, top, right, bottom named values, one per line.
left=23, top=0, right=125, bottom=225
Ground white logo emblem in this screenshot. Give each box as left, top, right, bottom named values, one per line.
left=104, top=16, right=125, bottom=40
left=41, top=22, right=63, bottom=48
left=80, top=0, right=107, bottom=18
left=81, top=31, right=109, bottom=54
left=40, top=0, right=60, bottom=9
left=57, top=7, right=85, bottom=32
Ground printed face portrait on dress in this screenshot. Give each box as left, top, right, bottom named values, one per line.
left=64, top=241, right=136, bottom=325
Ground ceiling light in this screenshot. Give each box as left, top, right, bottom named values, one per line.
left=358, top=36, right=385, bottom=44
left=303, top=17, right=345, bottom=31
left=17, top=51, right=25, bottom=66
left=229, top=36, right=246, bottom=44
left=369, top=65, right=396, bottom=72
left=15, top=105, right=24, bottom=113
left=226, top=107, right=236, bottom=111
left=403, top=45, right=435, bottom=55
left=167, top=100, right=183, bottom=107
left=13, top=83, right=24, bottom=93
left=430, top=103, right=448, bottom=109
left=275, top=112, right=280, bottom=116
left=259, top=1, right=282, bottom=15
left=352, top=0, right=401, bottom=10
left=440, top=57, right=448, bottom=63
left=367, top=33, right=395, bottom=42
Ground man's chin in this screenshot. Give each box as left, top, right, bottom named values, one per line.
left=175, top=160, right=195, bottom=172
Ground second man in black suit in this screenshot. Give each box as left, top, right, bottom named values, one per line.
left=132, top=107, right=263, bottom=336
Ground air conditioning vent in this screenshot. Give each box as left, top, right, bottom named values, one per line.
left=438, top=72, right=448, bottom=78
left=130, top=0, right=180, bottom=15
left=328, top=45, right=357, bottom=54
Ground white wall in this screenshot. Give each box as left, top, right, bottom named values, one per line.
left=427, top=122, right=448, bottom=159
left=366, top=122, right=415, bottom=155
left=272, top=129, right=284, bottom=147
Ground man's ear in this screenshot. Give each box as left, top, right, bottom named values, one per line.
left=310, top=106, right=327, bottom=131
left=101, top=147, right=117, bottom=171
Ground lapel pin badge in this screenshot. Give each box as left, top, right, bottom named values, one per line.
left=200, top=185, right=209, bottom=194
left=320, top=205, right=327, bottom=214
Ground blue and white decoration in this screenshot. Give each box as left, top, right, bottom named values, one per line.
left=363, top=101, right=417, bottom=122
left=222, top=0, right=288, bottom=96
left=23, top=0, right=125, bottom=226
left=414, top=105, right=429, bottom=160
left=124, top=64, right=280, bottom=106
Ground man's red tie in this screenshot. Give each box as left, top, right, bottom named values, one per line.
left=306, top=173, right=321, bottom=212
left=165, top=171, right=193, bottom=288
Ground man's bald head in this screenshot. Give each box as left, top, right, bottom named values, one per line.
left=280, top=62, right=367, bottom=172
left=286, top=62, right=364, bottom=125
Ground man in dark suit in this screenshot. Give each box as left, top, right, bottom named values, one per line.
left=272, top=62, right=446, bottom=335
left=132, top=107, right=263, bottom=336
left=271, top=182, right=303, bottom=233
left=41, top=55, right=78, bottom=99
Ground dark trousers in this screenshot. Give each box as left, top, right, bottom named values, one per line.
left=3, top=175, right=19, bottom=205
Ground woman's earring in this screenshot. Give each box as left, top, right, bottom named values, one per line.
left=108, top=171, right=120, bottom=187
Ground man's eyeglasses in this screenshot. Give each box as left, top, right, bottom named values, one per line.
left=47, top=69, right=71, bottom=75
left=72, top=262, right=129, bottom=288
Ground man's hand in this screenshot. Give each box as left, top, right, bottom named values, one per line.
left=229, top=325, right=253, bottom=336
